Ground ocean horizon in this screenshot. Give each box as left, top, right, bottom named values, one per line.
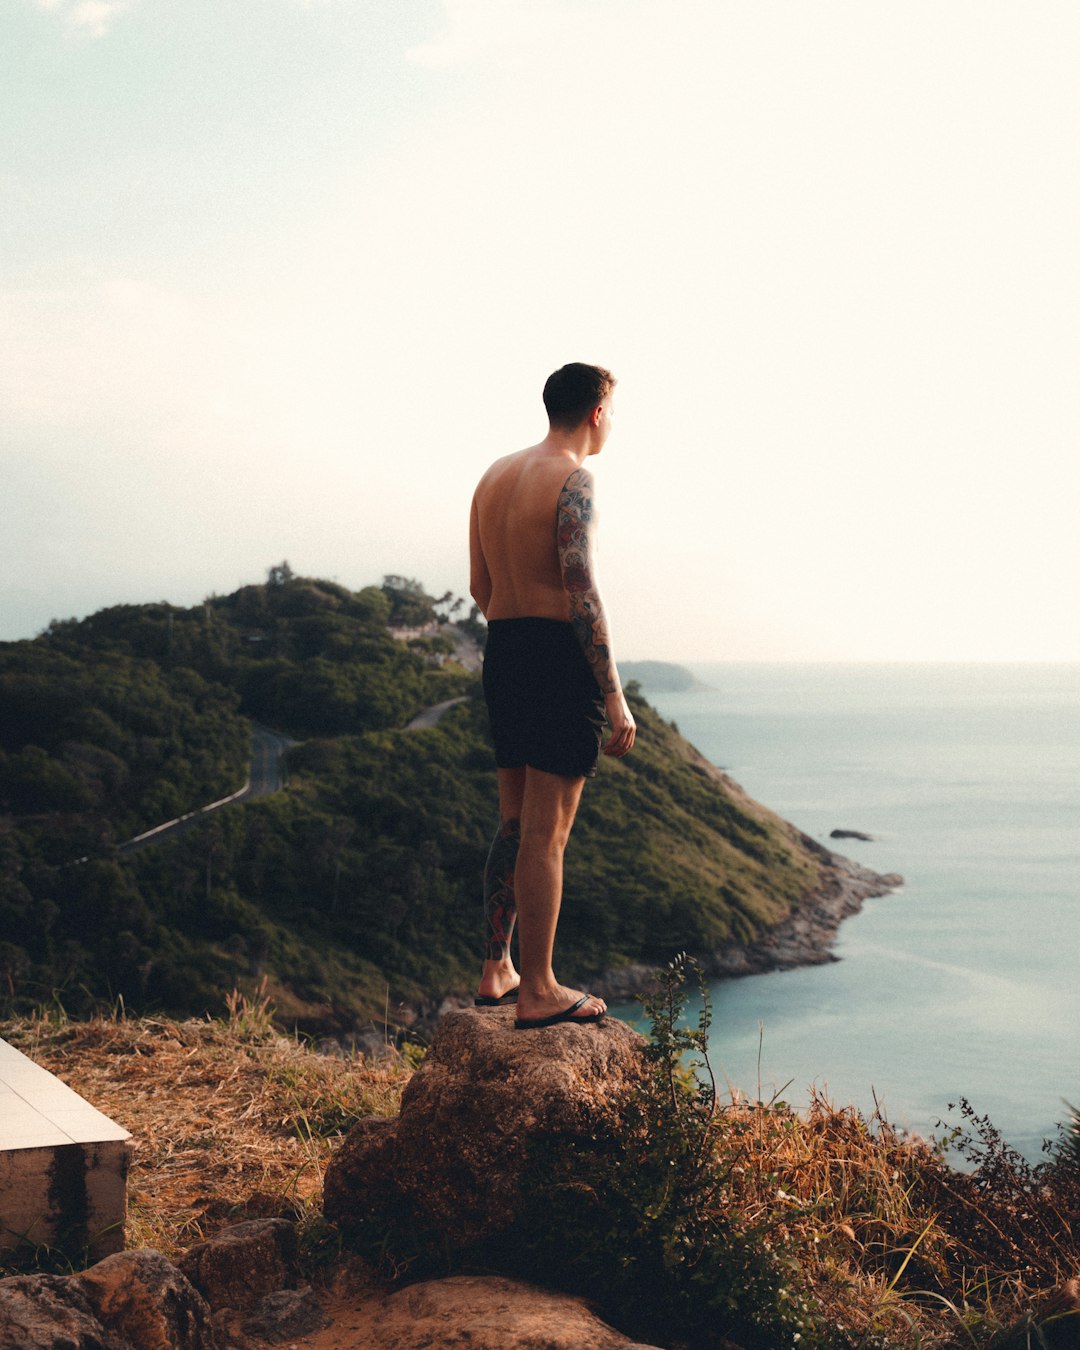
left=612, top=661, right=1080, bottom=1162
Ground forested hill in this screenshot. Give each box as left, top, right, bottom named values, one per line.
left=0, top=570, right=887, bottom=1035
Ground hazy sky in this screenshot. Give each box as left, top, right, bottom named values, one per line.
left=3, top=0, right=1078, bottom=661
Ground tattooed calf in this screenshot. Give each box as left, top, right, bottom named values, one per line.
left=483, top=817, right=520, bottom=961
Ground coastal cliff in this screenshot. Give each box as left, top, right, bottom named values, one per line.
left=0, top=573, right=900, bottom=1036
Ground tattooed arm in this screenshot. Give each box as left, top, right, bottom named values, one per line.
left=556, top=467, right=636, bottom=757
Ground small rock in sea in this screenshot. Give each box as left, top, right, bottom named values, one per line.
left=830, top=829, right=874, bottom=842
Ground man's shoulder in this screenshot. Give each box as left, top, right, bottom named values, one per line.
left=475, top=448, right=525, bottom=493
left=559, top=463, right=594, bottom=488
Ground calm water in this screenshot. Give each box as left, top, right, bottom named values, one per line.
left=613, top=664, right=1080, bottom=1160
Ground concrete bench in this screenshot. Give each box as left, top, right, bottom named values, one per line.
left=0, top=1037, right=131, bottom=1262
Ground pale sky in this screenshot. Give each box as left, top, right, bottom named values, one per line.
left=3, top=0, right=1078, bottom=662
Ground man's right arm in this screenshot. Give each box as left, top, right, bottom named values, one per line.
left=556, top=468, right=636, bottom=757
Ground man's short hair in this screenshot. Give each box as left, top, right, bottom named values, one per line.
left=542, top=363, right=617, bottom=431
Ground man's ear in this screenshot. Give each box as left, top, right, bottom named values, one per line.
left=591, top=404, right=603, bottom=426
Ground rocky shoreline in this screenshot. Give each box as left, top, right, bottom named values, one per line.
left=589, top=839, right=902, bottom=1003
left=375, top=839, right=904, bottom=1045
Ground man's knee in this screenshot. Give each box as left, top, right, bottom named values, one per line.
left=520, top=813, right=577, bottom=853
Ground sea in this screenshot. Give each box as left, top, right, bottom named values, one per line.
left=611, top=663, right=1080, bottom=1163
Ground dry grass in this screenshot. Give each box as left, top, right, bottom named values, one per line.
left=3, top=987, right=1077, bottom=1347
left=1, top=988, right=411, bottom=1263
left=708, top=1089, right=963, bottom=1345
left=641, top=1083, right=1080, bottom=1347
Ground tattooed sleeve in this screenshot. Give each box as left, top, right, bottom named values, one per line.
left=556, top=468, right=620, bottom=696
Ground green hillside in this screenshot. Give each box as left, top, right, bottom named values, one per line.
left=1, top=569, right=852, bottom=1034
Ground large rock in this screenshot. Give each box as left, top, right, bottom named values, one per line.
left=0, top=1249, right=215, bottom=1350
left=178, top=1218, right=297, bottom=1312
left=324, top=1006, right=645, bottom=1249
left=75, top=1249, right=216, bottom=1350
left=0, top=1273, right=112, bottom=1350
left=323, top=1273, right=661, bottom=1349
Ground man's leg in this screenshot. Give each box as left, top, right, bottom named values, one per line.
left=513, top=766, right=606, bottom=1023
left=483, top=818, right=521, bottom=960
left=476, top=767, right=526, bottom=1000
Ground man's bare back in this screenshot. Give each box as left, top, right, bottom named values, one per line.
left=470, top=446, right=586, bottom=624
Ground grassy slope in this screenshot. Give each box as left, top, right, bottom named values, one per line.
left=1, top=578, right=857, bottom=1033
left=184, top=691, right=829, bottom=1028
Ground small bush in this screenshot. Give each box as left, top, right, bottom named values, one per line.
left=506, top=955, right=835, bottom=1349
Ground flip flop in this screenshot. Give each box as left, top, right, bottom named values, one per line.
left=514, top=994, right=606, bottom=1030
left=473, top=988, right=520, bottom=1007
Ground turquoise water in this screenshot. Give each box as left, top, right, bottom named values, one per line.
left=613, top=664, right=1080, bottom=1160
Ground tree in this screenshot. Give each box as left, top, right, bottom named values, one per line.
left=267, top=561, right=295, bottom=588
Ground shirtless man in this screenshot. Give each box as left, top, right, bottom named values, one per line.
left=469, top=362, right=636, bottom=1029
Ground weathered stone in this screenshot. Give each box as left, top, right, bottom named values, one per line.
left=309, top=1274, right=659, bottom=1350
left=324, top=1006, right=645, bottom=1249
left=0, top=1272, right=116, bottom=1350
left=241, top=1288, right=330, bottom=1342
left=75, top=1248, right=216, bottom=1350
left=0, top=1250, right=214, bottom=1350
left=177, top=1218, right=297, bottom=1311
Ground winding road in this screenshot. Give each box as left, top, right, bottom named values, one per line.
left=116, top=725, right=296, bottom=855
left=116, top=697, right=465, bottom=856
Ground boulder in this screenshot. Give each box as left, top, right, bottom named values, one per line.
left=75, top=1249, right=216, bottom=1350
left=0, top=1273, right=113, bottom=1350
left=177, top=1218, right=297, bottom=1312
left=0, top=1250, right=215, bottom=1350
left=323, top=1006, right=645, bottom=1249
left=319, top=1273, right=661, bottom=1350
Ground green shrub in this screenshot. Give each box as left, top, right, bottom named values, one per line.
left=504, top=955, right=834, bottom=1349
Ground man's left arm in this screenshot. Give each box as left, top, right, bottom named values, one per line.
left=557, top=468, right=636, bottom=758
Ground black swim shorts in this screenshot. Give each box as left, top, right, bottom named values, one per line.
left=482, top=618, right=606, bottom=778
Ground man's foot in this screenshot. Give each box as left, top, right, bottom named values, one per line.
left=475, top=958, right=520, bottom=1006
left=515, top=993, right=606, bottom=1030
left=513, top=985, right=606, bottom=1028
left=474, top=989, right=520, bottom=1007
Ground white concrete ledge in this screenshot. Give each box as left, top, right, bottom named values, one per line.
left=1, top=1038, right=131, bottom=1260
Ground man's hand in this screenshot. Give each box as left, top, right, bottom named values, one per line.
left=603, top=689, right=636, bottom=758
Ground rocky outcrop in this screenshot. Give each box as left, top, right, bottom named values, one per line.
left=0, top=1224, right=320, bottom=1350
left=77, top=1250, right=216, bottom=1350
left=708, top=848, right=903, bottom=979
left=0, top=1248, right=216, bottom=1350
left=321, top=1274, right=661, bottom=1350
left=585, top=848, right=902, bottom=1002
left=324, top=1006, right=645, bottom=1249
left=0, top=1219, right=659, bottom=1350
left=0, top=1274, right=112, bottom=1350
